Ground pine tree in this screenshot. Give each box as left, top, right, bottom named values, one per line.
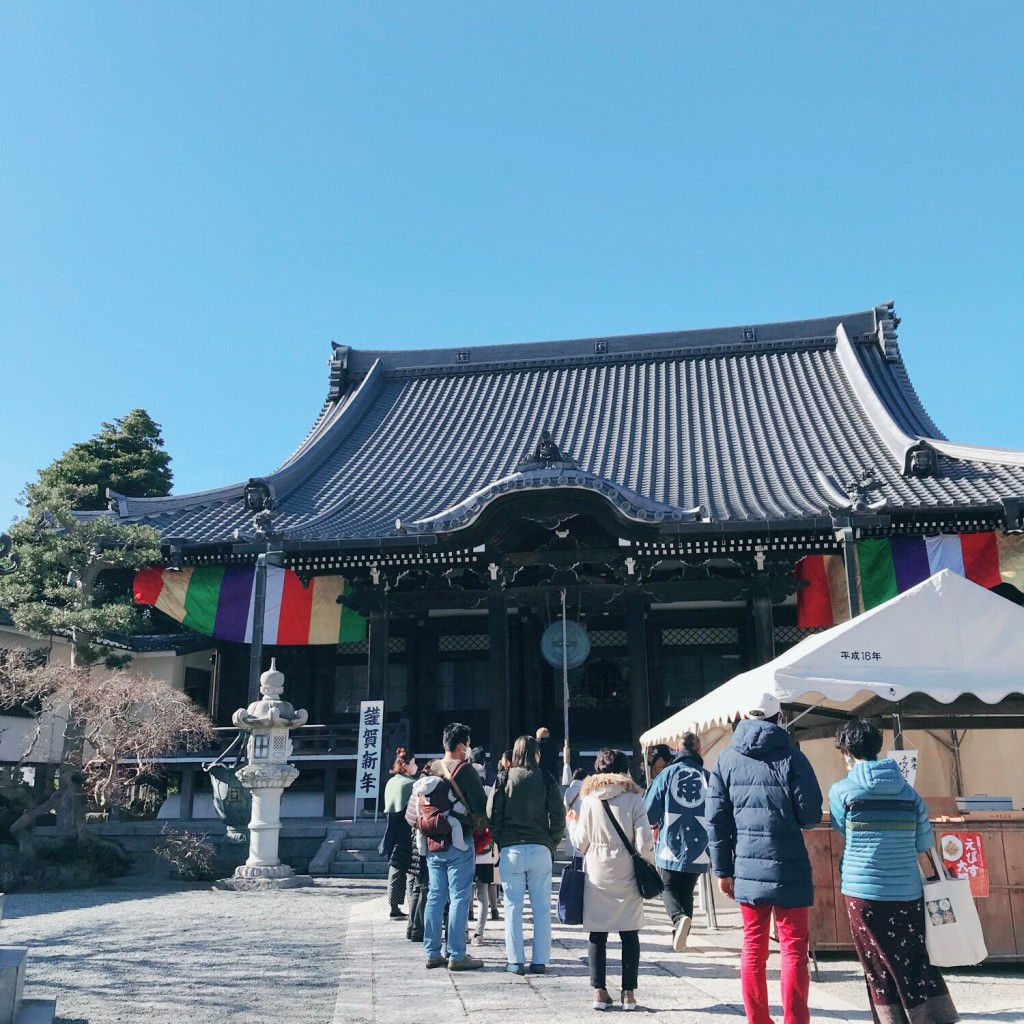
left=0, top=412, right=174, bottom=837
left=35, top=408, right=172, bottom=511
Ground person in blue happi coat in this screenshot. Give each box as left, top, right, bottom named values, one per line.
left=643, top=732, right=710, bottom=951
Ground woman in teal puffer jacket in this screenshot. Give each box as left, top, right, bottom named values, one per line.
left=829, top=720, right=959, bottom=1024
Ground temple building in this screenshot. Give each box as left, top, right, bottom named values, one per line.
left=87, top=301, right=1024, bottom=800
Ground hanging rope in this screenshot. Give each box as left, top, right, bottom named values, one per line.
left=561, top=587, right=571, bottom=784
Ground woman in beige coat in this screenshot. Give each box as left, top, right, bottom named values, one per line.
left=569, top=748, right=655, bottom=1012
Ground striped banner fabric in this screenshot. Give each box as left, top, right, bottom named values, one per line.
left=796, top=531, right=1024, bottom=628
left=134, top=566, right=367, bottom=645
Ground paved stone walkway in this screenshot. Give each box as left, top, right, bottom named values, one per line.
left=336, top=891, right=1024, bottom=1024
left=2, top=877, right=1021, bottom=1023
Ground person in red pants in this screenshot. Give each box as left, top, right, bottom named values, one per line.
left=706, top=693, right=823, bottom=1024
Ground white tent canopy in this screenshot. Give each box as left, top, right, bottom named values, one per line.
left=641, top=570, right=1024, bottom=749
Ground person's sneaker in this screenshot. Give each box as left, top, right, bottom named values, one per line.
left=490, top=907, right=499, bottom=921
left=504, top=962, right=526, bottom=975
left=470, top=933, right=484, bottom=946
left=528, top=963, right=546, bottom=975
left=449, top=954, right=485, bottom=971
left=390, top=910, right=407, bottom=920
left=425, top=956, right=447, bottom=969
left=673, top=915, right=692, bottom=952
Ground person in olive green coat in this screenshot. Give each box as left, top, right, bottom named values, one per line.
left=381, top=748, right=417, bottom=919
left=487, top=735, right=565, bottom=974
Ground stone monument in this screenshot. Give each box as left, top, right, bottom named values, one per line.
left=215, top=658, right=313, bottom=890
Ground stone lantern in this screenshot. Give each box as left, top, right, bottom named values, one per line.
left=221, top=658, right=311, bottom=889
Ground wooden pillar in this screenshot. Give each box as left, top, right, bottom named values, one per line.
left=751, top=572, right=776, bottom=666
left=625, top=592, right=651, bottom=760
left=323, top=763, right=338, bottom=818
left=415, top=625, right=439, bottom=754
left=488, top=592, right=511, bottom=760
left=180, top=766, right=196, bottom=821
left=521, top=612, right=543, bottom=739
left=366, top=598, right=389, bottom=815
left=367, top=601, right=389, bottom=702
left=507, top=609, right=523, bottom=747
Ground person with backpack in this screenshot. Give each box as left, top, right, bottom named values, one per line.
left=487, top=734, right=565, bottom=975
left=643, top=732, right=710, bottom=950
left=419, top=722, right=488, bottom=971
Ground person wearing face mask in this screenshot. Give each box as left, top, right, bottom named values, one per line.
left=422, top=721, right=489, bottom=971
left=829, top=720, right=959, bottom=1024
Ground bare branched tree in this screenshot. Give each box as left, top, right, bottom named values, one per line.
left=0, top=650, right=214, bottom=852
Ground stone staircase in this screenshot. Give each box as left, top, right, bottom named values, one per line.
left=308, top=819, right=389, bottom=878
left=0, top=897, right=56, bottom=1024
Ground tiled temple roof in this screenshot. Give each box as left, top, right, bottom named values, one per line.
left=88, top=303, right=1024, bottom=545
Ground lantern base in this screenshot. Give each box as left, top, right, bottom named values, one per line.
left=213, top=874, right=315, bottom=892
left=234, top=862, right=295, bottom=879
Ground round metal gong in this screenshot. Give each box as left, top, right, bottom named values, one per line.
left=540, top=619, right=591, bottom=669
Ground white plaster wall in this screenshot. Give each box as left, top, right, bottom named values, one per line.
left=958, top=730, right=1024, bottom=809
left=0, top=713, right=64, bottom=763
left=0, top=626, right=215, bottom=764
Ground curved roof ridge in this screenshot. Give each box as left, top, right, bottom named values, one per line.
left=343, top=307, right=880, bottom=377
left=108, top=481, right=248, bottom=518
left=271, top=358, right=386, bottom=497
left=840, top=312, right=1024, bottom=471
left=928, top=439, right=1024, bottom=468
left=834, top=323, right=920, bottom=471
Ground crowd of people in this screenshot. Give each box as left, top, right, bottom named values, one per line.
left=379, top=703, right=960, bottom=1024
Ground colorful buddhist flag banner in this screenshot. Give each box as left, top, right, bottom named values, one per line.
left=796, top=531, right=1024, bottom=628
left=133, top=566, right=367, bottom=645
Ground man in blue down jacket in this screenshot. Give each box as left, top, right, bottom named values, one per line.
left=706, top=693, right=823, bottom=1024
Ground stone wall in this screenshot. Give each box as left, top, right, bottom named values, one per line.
left=90, top=819, right=330, bottom=878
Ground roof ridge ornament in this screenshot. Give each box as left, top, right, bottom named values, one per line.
left=243, top=478, right=279, bottom=539
left=517, top=428, right=579, bottom=472
left=817, top=468, right=888, bottom=515
left=874, top=301, right=901, bottom=361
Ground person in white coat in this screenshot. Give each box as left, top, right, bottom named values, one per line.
left=568, top=748, right=655, bottom=1012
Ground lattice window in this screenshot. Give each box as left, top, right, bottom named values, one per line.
left=589, top=630, right=628, bottom=647
left=773, top=626, right=825, bottom=645
left=661, top=627, right=740, bottom=646
left=438, top=634, right=490, bottom=653
left=337, top=638, right=407, bottom=656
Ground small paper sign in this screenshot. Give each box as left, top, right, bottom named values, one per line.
left=887, top=748, right=919, bottom=787
left=355, top=700, right=385, bottom=799
left=940, top=831, right=989, bottom=898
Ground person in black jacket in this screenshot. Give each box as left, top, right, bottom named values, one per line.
left=706, top=693, right=823, bottom=1024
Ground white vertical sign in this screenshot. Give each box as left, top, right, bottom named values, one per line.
left=887, top=748, right=919, bottom=787
left=356, top=700, right=385, bottom=802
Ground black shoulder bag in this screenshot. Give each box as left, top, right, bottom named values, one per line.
left=601, top=800, right=663, bottom=899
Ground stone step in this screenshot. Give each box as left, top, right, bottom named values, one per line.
left=328, top=820, right=387, bottom=838
left=330, top=849, right=386, bottom=865
left=14, top=999, right=56, bottom=1024
left=338, top=835, right=384, bottom=852
left=327, top=861, right=388, bottom=878
left=0, top=947, right=28, bottom=1024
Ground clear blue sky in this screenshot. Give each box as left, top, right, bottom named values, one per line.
left=2, top=4, right=1022, bottom=528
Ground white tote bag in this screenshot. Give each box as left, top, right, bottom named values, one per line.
left=920, top=849, right=988, bottom=968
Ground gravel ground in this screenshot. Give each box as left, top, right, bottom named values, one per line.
left=2, top=876, right=1021, bottom=1024
left=1, top=877, right=384, bottom=1024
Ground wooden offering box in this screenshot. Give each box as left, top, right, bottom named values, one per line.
left=807, top=814, right=1024, bottom=960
